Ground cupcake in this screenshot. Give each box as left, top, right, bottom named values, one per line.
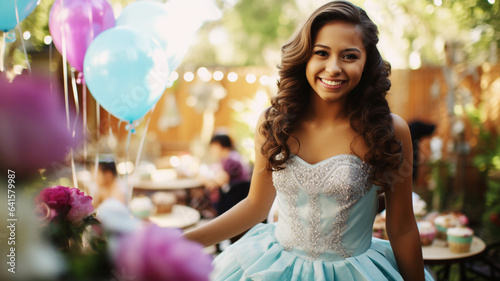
left=447, top=227, right=473, bottom=253
left=152, top=192, right=177, bottom=214
left=433, top=212, right=468, bottom=240
left=129, top=196, right=154, bottom=219
left=417, top=221, right=437, bottom=246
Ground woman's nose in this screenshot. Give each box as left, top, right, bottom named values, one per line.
left=326, top=59, right=341, bottom=75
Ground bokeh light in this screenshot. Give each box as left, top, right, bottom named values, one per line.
left=227, top=72, right=238, bottom=82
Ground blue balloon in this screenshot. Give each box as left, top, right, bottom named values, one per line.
left=83, top=26, right=169, bottom=122
left=0, top=0, right=39, bottom=32
left=116, top=1, right=193, bottom=72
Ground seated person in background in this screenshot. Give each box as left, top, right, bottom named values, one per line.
left=408, top=120, right=436, bottom=182
left=92, top=160, right=125, bottom=208
left=198, top=134, right=251, bottom=216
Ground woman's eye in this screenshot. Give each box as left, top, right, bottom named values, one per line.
left=314, top=50, right=328, bottom=57
left=343, top=54, right=359, bottom=60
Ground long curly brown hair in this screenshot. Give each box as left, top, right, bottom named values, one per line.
left=260, top=1, right=403, bottom=191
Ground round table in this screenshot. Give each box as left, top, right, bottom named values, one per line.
left=133, top=178, right=204, bottom=190
left=423, top=236, right=486, bottom=264
left=131, top=178, right=205, bottom=204
left=423, top=236, right=486, bottom=280
left=148, top=205, right=201, bottom=229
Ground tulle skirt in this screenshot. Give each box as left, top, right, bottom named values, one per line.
left=211, top=223, right=434, bottom=281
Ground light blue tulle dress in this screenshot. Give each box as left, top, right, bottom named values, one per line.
left=211, top=154, right=434, bottom=281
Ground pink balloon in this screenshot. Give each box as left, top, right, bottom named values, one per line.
left=49, top=0, right=115, bottom=72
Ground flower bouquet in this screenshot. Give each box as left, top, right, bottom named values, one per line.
left=34, top=185, right=103, bottom=252
left=33, top=186, right=213, bottom=281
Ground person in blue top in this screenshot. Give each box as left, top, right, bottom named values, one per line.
left=185, top=1, right=434, bottom=280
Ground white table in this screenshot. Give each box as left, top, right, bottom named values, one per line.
left=423, top=236, right=486, bottom=281
left=423, top=236, right=486, bottom=263
left=133, top=178, right=204, bottom=190
left=148, top=205, right=201, bottom=229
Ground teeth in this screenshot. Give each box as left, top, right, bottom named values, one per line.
left=321, top=78, right=343, bottom=86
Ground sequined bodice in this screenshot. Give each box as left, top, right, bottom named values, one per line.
left=272, top=154, right=379, bottom=261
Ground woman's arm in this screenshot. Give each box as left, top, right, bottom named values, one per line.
left=183, top=112, right=276, bottom=247
left=384, top=114, right=425, bottom=281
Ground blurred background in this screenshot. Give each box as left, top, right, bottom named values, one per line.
left=1, top=0, right=500, bottom=280
left=3, top=0, right=500, bottom=245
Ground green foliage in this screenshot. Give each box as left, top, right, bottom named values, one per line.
left=466, top=104, right=500, bottom=172
left=20, top=0, right=55, bottom=50
left=466, top=103, right=500, bottom=242
left=3, top=0, right=499, bottom=68
left=227, top=0, right=298, bottom=65
left=481, top=178, right=500, bottom=243
left=428, top=160, right=452, bottom=211
left=426, top=0, right=500, bottom=64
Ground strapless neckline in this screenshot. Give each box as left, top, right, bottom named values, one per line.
left=291, top=153, right=368, bottom=167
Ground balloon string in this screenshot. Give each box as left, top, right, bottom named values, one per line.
left=70, top=147, right=78, bottom=189
left=108, top=112, right=113, bottom=136
left=0, top=34, right=5, bottom=73
left=70, top=69, right=80, bottom=137
left=61, top=46, right=70, bottom=130
left=125, top=126, right=133, bottom=205
left=58, top=6, right=78, bottom=188
left=94, top=102, right=100, bottom=179
left=15, top=0, right=31, bottom=75
left=118, top=120, right=125, bottom=133
left=134, top=105, right=156, bottom=171
left=49, top=42, right=53, bottom=92
left=82, top=80, right=87, bottom=169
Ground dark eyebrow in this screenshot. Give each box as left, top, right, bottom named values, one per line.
left=313, top=44, right=362, bottom=54
left=342, top=48, right=362, bottom=53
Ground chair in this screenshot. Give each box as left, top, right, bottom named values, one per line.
left=216, top=180, right=250, bottom=216
left=463, top=241, right=500, bottom=280
left=214, top=180, right=251, bottom=251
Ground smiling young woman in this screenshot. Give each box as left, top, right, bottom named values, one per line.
left=184, top=1, right=435, bottom=280
left=306, top=21, right=366, bottom=104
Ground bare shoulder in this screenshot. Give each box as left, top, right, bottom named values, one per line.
left=255, top=107, right=273, bottom=136
left=390, top=113, right=411, bottom=141
left=257, top=107, right=270, bottom=126
left=254, top=107, right=272, bottom=145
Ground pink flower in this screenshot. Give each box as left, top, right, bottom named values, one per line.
left=115, top=224, right=213, bottom=281
left=67, top=188, right=94, bottom=225
left=35, top=185, right=72, bottom=216
left=34, top=202, right=57, bottom=222
left=34, top=186, right=94, bottom=225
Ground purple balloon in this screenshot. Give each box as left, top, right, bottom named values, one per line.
left=49, top=0, right=115, bottom=72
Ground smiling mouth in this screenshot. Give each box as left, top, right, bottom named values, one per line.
left=321, top=78, right=344, bottom=86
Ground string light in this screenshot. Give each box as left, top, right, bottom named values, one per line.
left=259, top=75, right=271, bottom=85
left=213, top=70, right=224, bottom=81
left=245, top=73, right=257, bottom=83
left=169, top=71, right=179, bottom=82
left=227, top=72, right=238, bottom=82
left=173, top=67, right=276, bottom=86
left=23, top=31, right=31, bottom=40
left=183, top=71, right=195, bottom=82
left=44, top=35, right=52, bottom=45
left=197, top=67, right=212, bottom=82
